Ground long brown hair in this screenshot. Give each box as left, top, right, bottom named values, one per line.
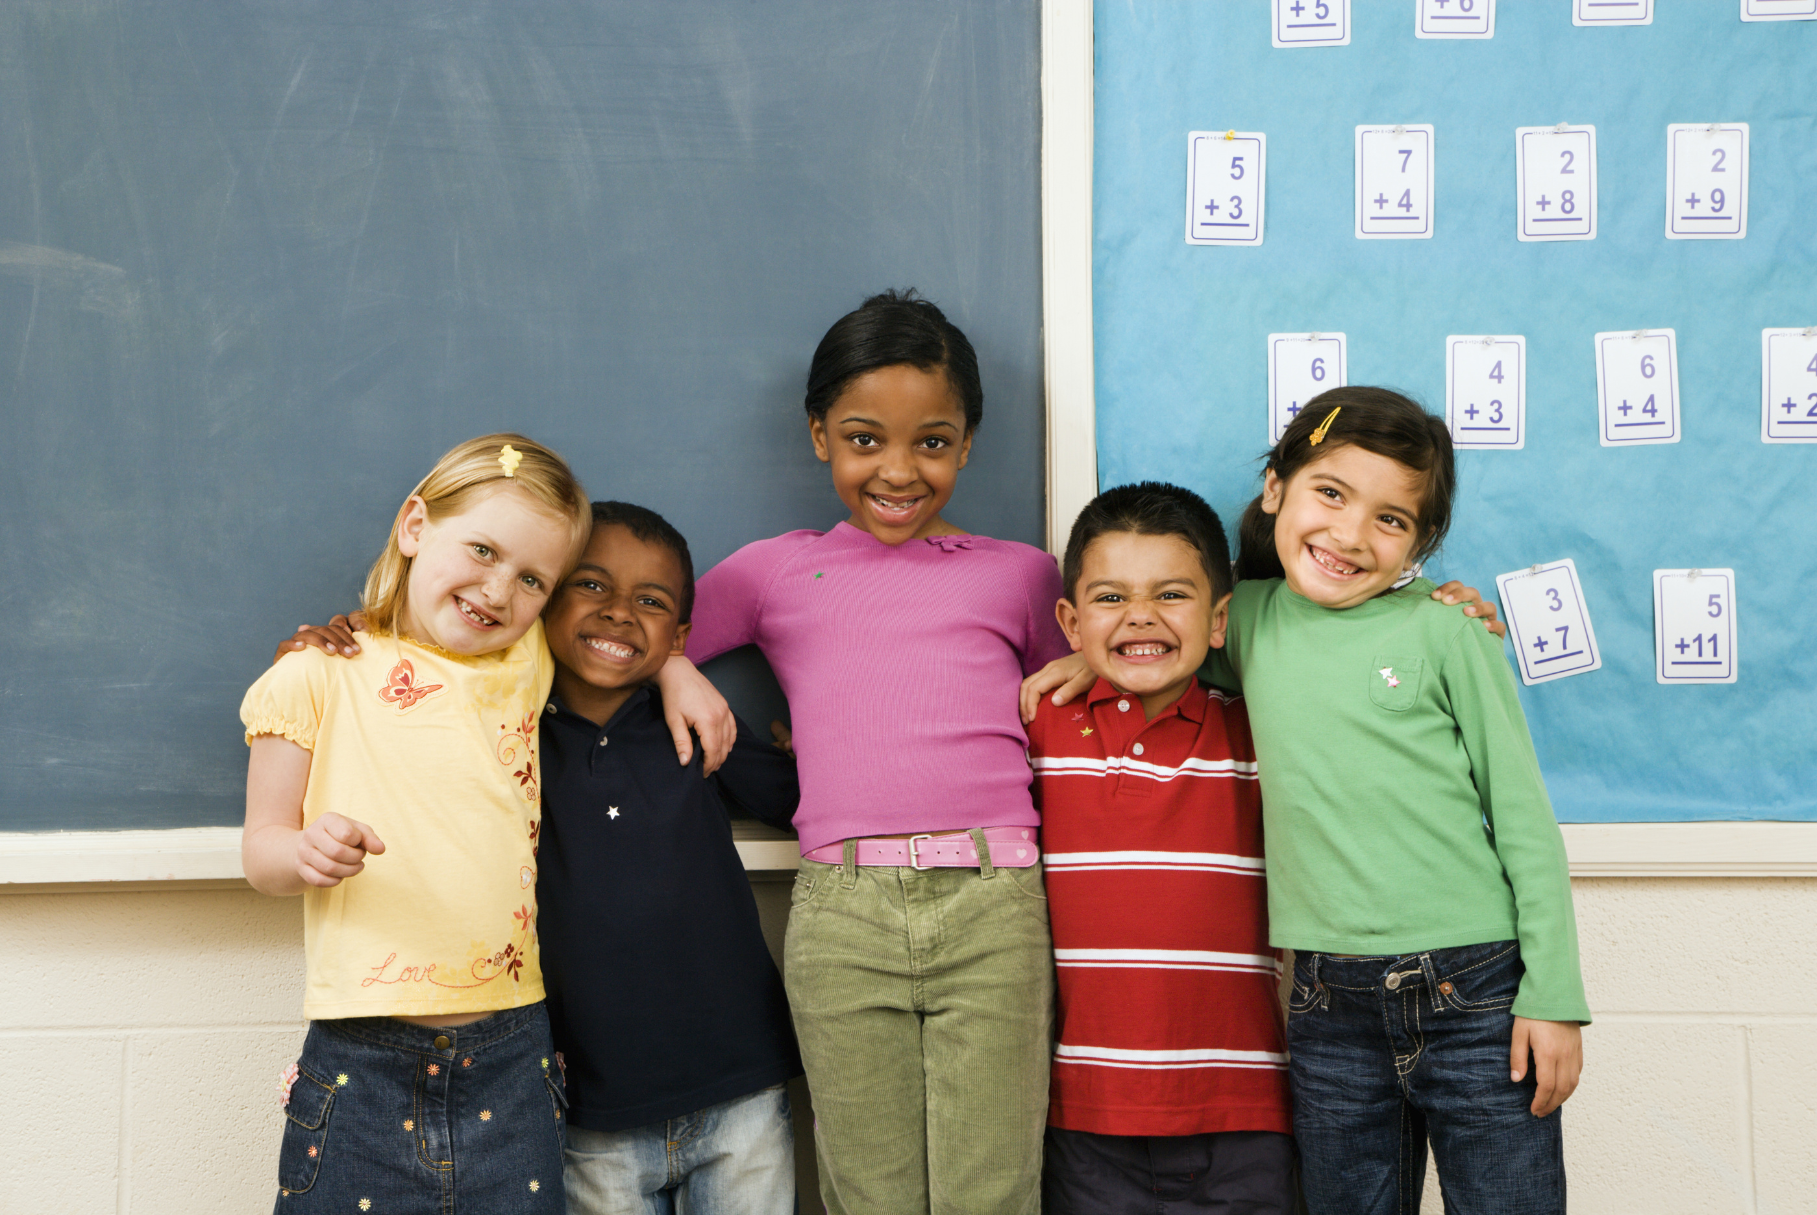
left=1234, top=386, right=1455, bottom=583
left=361, top=434, right=590, bottom=636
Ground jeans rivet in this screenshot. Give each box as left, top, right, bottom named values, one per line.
left=1439, top=981, right=1454, bottom=995
left=1384, top=974, right=1401, bottom=990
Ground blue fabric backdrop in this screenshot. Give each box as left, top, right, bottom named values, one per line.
left=1092, top=2, right=1815, bottom=822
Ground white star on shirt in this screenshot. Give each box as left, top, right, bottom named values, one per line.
left=607, top=807, right=620, bottom=819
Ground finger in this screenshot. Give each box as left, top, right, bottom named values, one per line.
left=1531, top=1045, right=1560, bottom=1117
left=1020, top=682, right=1040, bottom=725
left=702, top=719, right=734, bottom=777
left=1054, top=668, right=1094, bottom=707
left=1510, top=1019, right=1529, bottom=1084
left=354, top=824, right=386, bottom=856
left=318, top=815, right=366, bottom=848
left=667, top=717, right=695, bottom=767
left=300, top=845, right=364, bottom=881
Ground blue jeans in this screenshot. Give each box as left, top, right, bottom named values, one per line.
left=1286, top=941, right=1565, bottom=1215
left=562, top=1083, right=794, bottom=1215
left=275, top=1003, right=567, bottom=1214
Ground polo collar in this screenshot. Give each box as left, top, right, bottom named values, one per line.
left=1084, top=675, right=1207, bottom=725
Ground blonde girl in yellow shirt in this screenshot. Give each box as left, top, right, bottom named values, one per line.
left=241, top=434, right=590, bottom=1215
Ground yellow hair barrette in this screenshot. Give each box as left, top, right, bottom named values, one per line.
left=498, top=444, right=523, bottom=477
left=1308, top=407, right=1341, bottom=446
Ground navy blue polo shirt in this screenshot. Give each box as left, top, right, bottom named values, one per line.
left=537, top=684, right=802, bottom=1132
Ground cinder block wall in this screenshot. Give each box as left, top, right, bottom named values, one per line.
left=3, top=878, right=1812, bottom=1215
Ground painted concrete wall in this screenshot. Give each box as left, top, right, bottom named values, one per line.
left=2, top=877, right=1811, bottom=1215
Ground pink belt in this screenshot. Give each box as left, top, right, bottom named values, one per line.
left=802, top=827, right=1040, bottom=870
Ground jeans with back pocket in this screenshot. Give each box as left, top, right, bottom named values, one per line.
left=1286, top=940, right=1566, bottom=1215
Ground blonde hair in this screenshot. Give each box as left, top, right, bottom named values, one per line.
left=361, top=433, right=590, bottom=636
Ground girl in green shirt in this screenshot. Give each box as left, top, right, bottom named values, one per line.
left=1026, top=387, right=1587, bottom=1215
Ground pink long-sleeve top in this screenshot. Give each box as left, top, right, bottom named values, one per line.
left=688, top=521, right=1072, bottom=854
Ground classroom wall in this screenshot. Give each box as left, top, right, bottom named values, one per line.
left=3, top=876, right=1812, bottom=1215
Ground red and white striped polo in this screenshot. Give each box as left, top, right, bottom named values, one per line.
left=1030, top=676, right=1292, bottom=1137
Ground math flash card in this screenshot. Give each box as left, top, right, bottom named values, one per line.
left=1274, top=0, right=1349, bottom=47
left=1268, top=333, right=1347, bottom=442
left=1445, top=335, right=1525, bottom=449
left=1496, top=559, right=1602, bottom=686
left=1516, top=125, right=1596, bottom=242
left=1741, top=0, right=1817, bottom=19
left=1417, top=0, right=1494, bottom=38
left=1574, top=0, right=1651, bottom=24
left=1654, top=569, right=1738, bottom=685
left=1761, top=327, right=1817, bottom=443
left=1356, top=125, right=1434, bottom=239
left=1186, top=132, right=1265, bottom=246
left=1666, top=124, right=1748, bottom=240
left=1595, top=329, right=1680, bottom=446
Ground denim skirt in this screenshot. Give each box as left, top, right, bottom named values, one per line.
left=275, top=1001, right=567, bottom=1214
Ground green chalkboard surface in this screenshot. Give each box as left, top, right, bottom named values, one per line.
left=0, top=2, right=1045, bottom=831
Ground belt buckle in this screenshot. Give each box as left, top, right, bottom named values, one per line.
left=906, top=833, right=935, bottom=870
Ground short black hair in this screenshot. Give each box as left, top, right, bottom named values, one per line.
left=1234, top=385, right=1455, bottom=583
left=1062, top=482, right=1233, bottom=603
left=804, top=289, right=984, bottom=432
left=589, top=501, right=696, bottom=624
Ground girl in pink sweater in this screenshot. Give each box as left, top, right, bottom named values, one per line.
left=656, top=291, right=1069, bottom=1215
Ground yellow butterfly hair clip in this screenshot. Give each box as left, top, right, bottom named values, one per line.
left=1308, top=407, right=1341, bottom=446
left=497, top=444, right=523, bottom=477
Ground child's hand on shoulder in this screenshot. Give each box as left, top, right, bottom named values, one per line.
left=274, top=612, right=367, bottom=663
left=1430, top=580, right=1506, bottom=640
left=296, top=812, right=386, bottom=887
left=1019, top=653, right=1093, bottom=724
left=1511, top=1016, right=1582, bottom=1117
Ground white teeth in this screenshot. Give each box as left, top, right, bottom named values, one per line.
left=585, top=638, right=635, bottom=659
left=1312, top=548, right=1360, bottom=575
left=1119, top=642, right=1169, bottom=656
left=458, top=599, right=497, bottom=625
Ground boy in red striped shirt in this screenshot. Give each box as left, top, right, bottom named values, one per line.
left=1029, top=482, right=1294, bottom=1214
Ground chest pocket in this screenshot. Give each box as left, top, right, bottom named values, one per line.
left=1368, top=655, right=1424, bottom=712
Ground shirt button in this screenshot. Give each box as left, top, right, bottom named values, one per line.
left=544, top=703, right=555, bottom=715
left=598, top=737, right=608, bottom=748
left=1117, top=699, right=1130, bottom=712
left=433, top=1035, right=451, bottom=1050
left=1132, top=743, right=1145, bottom=756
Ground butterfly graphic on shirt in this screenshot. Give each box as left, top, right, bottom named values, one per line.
left=378, top=658, right=445, bottom=710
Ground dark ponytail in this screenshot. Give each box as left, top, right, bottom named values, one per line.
left=1234, top=386, right=1455, bottom=582
left=804, top=289, right=984, bottom=431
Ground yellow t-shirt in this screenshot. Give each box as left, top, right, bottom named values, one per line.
left=240, top=624, right=554, bottom=1019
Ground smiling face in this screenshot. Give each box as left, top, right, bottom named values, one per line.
left=543, top=523, right=690, bottom=725
left=393, top=486, right=577, bottom=655
left=1261, top=442, right=1428, bottom=610
left=1057, top=531, right=1230, bottom=719
left=809, top=363, right=974, bottom=545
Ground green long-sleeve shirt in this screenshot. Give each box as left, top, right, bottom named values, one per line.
left=1208, top=577, right=1590, bottom=1023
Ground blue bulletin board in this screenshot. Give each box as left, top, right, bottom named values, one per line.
left=1091, top=3, right=1816, bottom=823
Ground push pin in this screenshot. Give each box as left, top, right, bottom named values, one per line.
left=1307, top=331, right=1322, bottom=342
left=1225, top=129, right=1236, bottom=140
left=1632, top=329, right=1648, bottom=341
left=1393, top=124, right=1406, bottom=138
left=1554, top=121, right=1569, bottom=134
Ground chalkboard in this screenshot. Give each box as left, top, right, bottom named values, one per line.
left=0, top=1, right=1044, bottom=832
left=1092, top=2, right=1815, bottom=823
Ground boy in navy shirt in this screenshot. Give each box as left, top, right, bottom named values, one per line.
left=537, top=501, right=801, bottom=1214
